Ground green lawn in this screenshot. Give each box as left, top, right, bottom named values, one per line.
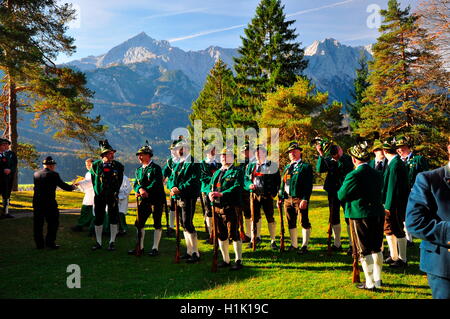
left=0, top=189, right=430, bottom=299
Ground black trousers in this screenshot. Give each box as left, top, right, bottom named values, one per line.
left=241, top=190, right=251, bottom=219
left=351, top=216, right=384, bottom=256
left=33, top=200, right=59, bottom=248
left=284, top=197, right=311, bottom=229
left=251, top=193, right=275, bottom=224
left=135, top=198, right=163, bottom=229
left=0, top=174, right=14, bottom=201
left=94, top=193, right=119, bottom=226
left=328, top=191, right=347, bottom=225
left=214, top=206, right=240, bottom=241
left=176, top=197, right=197, bottom=233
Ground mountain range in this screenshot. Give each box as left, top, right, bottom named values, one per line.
left=11, top=32, right=372, bottom=183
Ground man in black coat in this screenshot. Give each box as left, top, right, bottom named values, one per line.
left=33, top=157, right=76, bottom=249
left=0, top=138, right=18, bottom=219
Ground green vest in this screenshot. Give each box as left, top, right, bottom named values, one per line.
left=337, top=164, right=385, bottom=219
left=90, top=159, right=124, bottom=196
left=279, top=161, right=313, bottom=200
left=134, top=161, right=165, bottom=204
left=208, top=165, right=243, bottom=207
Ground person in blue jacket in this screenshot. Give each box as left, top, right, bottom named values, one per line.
left=405, top=138, right=450, bottom=299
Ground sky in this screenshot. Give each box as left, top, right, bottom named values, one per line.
left=56, top=0, right=419, bottom=64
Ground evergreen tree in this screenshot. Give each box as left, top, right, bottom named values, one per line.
left=258, top=77, right=345, bottom=167
left=356, top=0, right=449, bottom=166
left=188, top=59, right=235, bottom=135
left=0, top=0, right=105, bottom=187
left=232, top=0, right=308, bottom=129
left=347, top=52, right=370, bottom=131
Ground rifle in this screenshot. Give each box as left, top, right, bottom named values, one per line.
left=211, top=203, right=218, bottom=272
left=135, top=195, right=143, bottom=256
left=164, top=198, right=170, bottom=234
left=349, top=219, right=360, bottom=283
left=250, top=192, right=257, bottom=251
left=174, top=200, right=180, bottom=264
left=199, top=193, right=210, bottom=242
left=237, top=207, right=246, bottom=241
left=276, top=199, right=285, bottom=252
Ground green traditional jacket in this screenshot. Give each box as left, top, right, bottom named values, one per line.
left=163, top=157, right=175, bottom=190
left=244, top=161, right=280, bottom=197
left=90, top=159, right=124, bottom=196
left=134, top=161, right=166, bottom=204
left=208, top=165, right=243, bottom=207
left=382, top=155, right=409, bottom=212
left=169, top=155, right=201, bottom=199
left=279, top=160, right=313, bottom=201
left=404, top=153, right=429, bottom=190
left=337, top=164, right=385, bottom=219
left=200, top=158, right=221, bottom=193
left=316, top=154, right=353, bottom=193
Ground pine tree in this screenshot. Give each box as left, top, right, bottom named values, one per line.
left=188, top=59, right=235, bottom=135
left=0, top=0, right=105, bottom=187
left=356, top=0, right=449, bottom=166
left=347, top=52, right=370, bottom=131
left=258, top=77, right=345, bottom=166
left=232, top=0, right=308, bottom=129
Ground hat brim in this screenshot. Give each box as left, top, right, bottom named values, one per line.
left=101, top=149, right=116, bottom=156
left=286, top=147, right=302, bottom=153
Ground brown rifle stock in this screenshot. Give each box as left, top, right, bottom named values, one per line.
left=349, top=219, right=360, bottom=283
left=277, top=199, right=285, bottom=252
left=211, top=204, right=219, bottom=272
left=237, top=207, right=246, bottom=241
left=174, top=200, right=180, bottom=263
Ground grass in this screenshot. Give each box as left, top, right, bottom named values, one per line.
left=0, top=189, right=431, bottom=299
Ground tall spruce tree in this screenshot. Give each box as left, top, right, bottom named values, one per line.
left=356, top=0, right=449, bottom=166
left=189, top=59, right=235, bottom=135
left=232, top=0, right=308, bottom=129
left=0, top=0, right=105, bottom=187
left=347, top=52, right=370, bottom=131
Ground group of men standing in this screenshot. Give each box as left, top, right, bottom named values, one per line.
left=23, top=133, right=449, bottom=297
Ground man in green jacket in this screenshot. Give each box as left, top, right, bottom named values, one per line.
left=209, top=147, right=244, bottom=270
left=200, top=144, right=221, bottom=242
left=368, top=139, right=388, bottom=174
left=163, top=138, right=183, bottom=236
left=169, top=139, right=201, bottom=263
left=235, top=142, right=255, bottom=243
left=90, top=140, right=124, bottom=251
left=395, top=135, right=429, bottom=247
left=278, top=142, right=313, bottom=254
left=315, top=137, right=354, bottom=253
left=382, top=138, right=410, bottom=268
left=244, top=144, right=281, bottom=250
left=128, top=142, right=166, bottom=257
left=338, top=141, right=385, bottom=291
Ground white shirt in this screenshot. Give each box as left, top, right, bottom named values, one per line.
left=77, top=172, right=94, bottom=206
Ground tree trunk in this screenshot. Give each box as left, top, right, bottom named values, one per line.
left=7, top=73, right=19, bottom=191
